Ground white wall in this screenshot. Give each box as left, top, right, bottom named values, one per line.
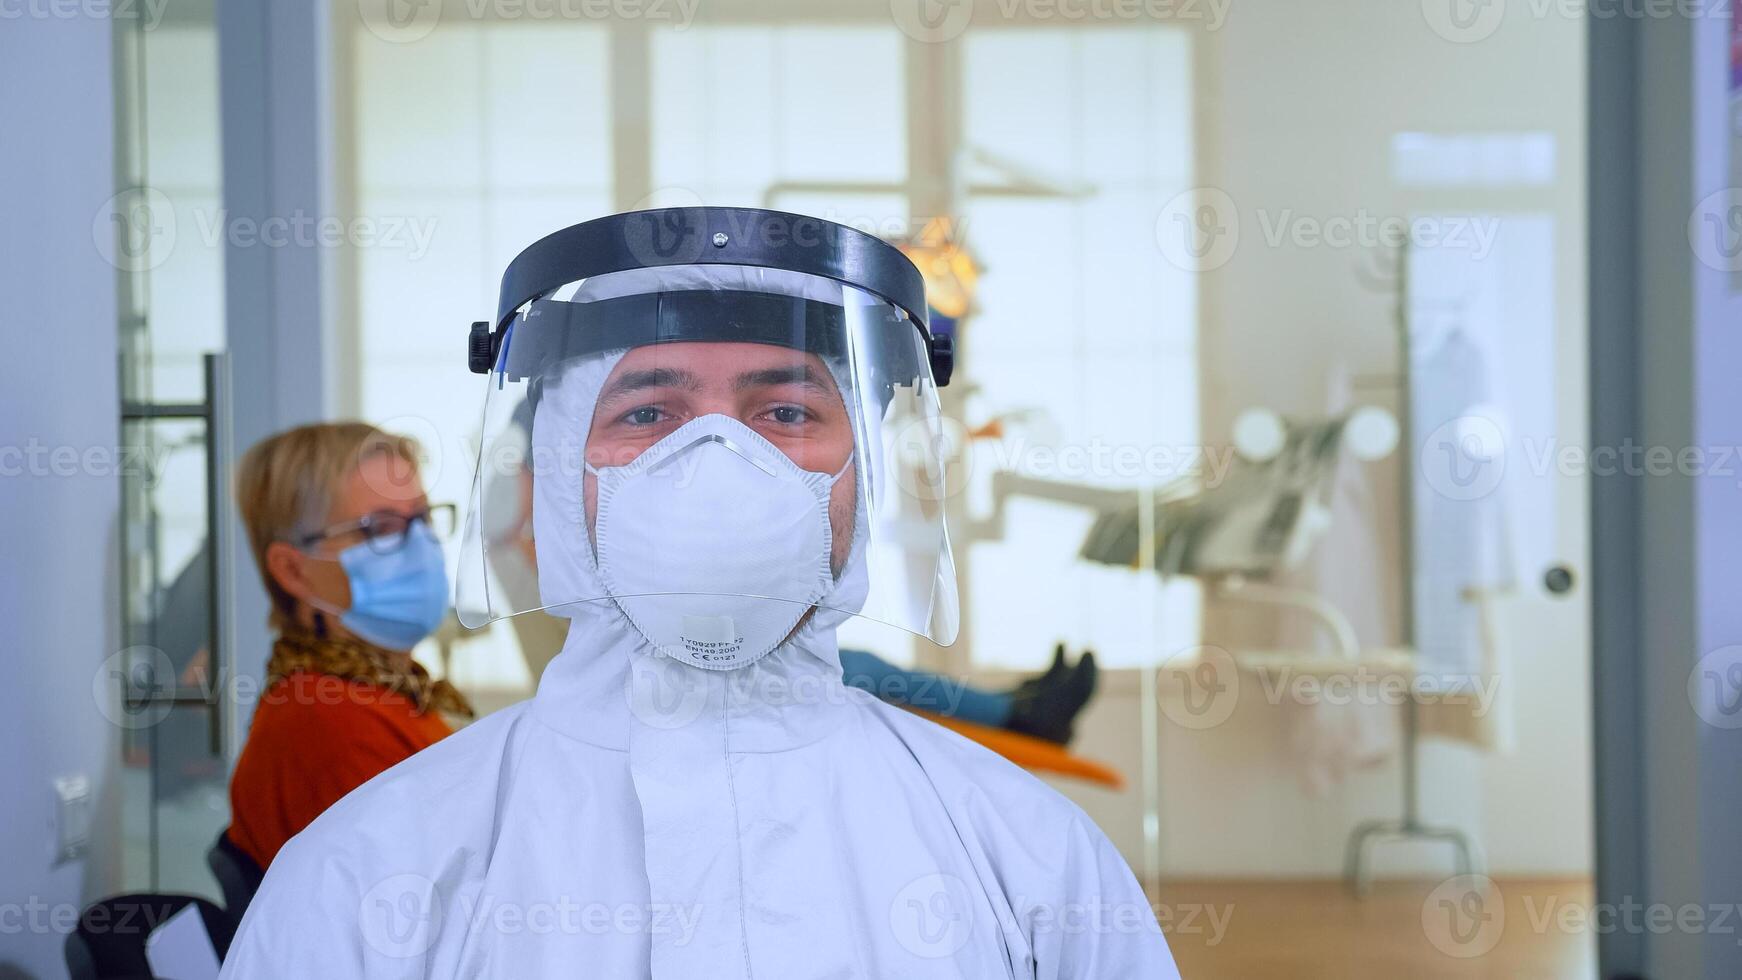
left=1014, top=0, right=1593, bottom=880
left=0, top=13, right=124, bottom=978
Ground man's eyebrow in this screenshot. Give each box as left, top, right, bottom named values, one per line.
left=733, top=364, right=835, bottom=393
left=597, top=367, right=704, bottom=401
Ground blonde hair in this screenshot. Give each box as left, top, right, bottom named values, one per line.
left=235, top=422, right=421, bottom=631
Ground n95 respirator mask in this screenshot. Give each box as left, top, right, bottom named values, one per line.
left=586, top=414, right=848, bottom=670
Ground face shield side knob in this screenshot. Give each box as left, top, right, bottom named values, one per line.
left=928, top=333, right=954, bottom=387
left=469, top=321, right=497, bottom=375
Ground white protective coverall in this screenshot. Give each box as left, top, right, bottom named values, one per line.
left=220, top=343, right=1180, bottom=979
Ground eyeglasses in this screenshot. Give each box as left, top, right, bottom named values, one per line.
left=296, top=503, right=457, bottom=554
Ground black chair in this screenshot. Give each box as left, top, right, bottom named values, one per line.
left=64, top=893, right=233, bottom=980
left=206, top=830, right=265, bottom=927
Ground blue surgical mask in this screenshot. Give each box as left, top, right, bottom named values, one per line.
left=323, top=523, right=450, bottom=650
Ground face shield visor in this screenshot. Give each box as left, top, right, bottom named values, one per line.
left=456, top=209, right=959, bottom=658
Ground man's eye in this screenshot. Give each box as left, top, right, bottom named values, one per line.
left=768, top=405, right=808, bottom=425
left=623, top=406, right=664, bottom=425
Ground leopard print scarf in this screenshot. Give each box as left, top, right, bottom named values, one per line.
left=266, top=628, right=474, bottom=719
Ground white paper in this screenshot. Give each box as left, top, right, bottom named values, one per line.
left=143, top=902, right=221, bottom=980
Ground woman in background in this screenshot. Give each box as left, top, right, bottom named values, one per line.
left=225, top=422, right=470, bottom=871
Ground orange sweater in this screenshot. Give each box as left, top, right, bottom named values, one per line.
left=227, top=670, right=451, bottom=870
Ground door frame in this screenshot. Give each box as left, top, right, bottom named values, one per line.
left=1587, top=8, right=1741, bottom=979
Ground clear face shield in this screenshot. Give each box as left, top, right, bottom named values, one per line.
left=457, top=236, right=958, bottom=664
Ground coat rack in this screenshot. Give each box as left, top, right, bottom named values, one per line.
left=1343, top=242, right=1478, bottom=895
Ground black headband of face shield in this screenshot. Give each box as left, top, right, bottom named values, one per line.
left=496, top=289, right=924, bottom=386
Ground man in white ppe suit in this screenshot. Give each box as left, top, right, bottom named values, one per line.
left=221, top=207, right=1180, bottom=979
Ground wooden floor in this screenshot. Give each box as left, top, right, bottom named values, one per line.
left=1154, top=878, right=1596, bottom=979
